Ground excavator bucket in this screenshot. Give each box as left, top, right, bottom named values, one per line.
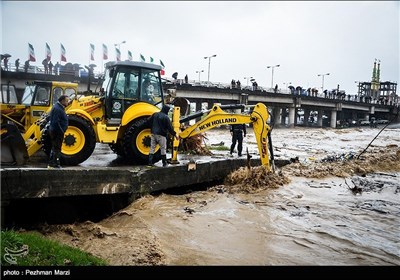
left=1, top=123, right=29, bottom=166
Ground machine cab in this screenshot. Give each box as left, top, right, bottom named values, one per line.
left=20, top=81, right=77, bottom=125
left=102, top=61, right=164, bottom=120
left=1, top=83, right=18, bottom=104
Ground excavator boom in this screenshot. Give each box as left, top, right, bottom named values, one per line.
left=171, top=102, right=273, bottom=171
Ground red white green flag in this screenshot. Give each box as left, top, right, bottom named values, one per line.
left=90, top=44, right=95, bottom=61
left=160, top=59, right=165, bottom=75
left=28, top=43, right=36, bottom=62
left=102, top=44, right=108, bottom=60
left=60, top=43, right=67, bottom=62
left=115, top=47, right=121, bottom=61
left=45, top=43, right=52, bottom=61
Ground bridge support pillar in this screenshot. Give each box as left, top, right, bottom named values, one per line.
left=317, top=109, right=323, bottom=127
left=330, top=110, right=337, bottom=128
left=273, top=107, right=281, bottom=126
left=352, top=111, right=358, bottom=124
left=288, top=107, right=295, bottom=127
left=195, top=101, right=202, bottom=122
left=303, top=109, right=310, bottom=126
left=280, top=108, right=287, bottom=125
left=369, top=106, right=375, bottom=115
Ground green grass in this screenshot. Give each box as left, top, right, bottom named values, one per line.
left=207, top=145, right=230, bottom=151
left=1, top=230, right=107, bottom=266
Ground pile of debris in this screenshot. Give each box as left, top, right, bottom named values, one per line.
left=179, top=133, right=213, bottom=156
left=283, top=145, right=400, bottom=178
left=224, top=166, right=290, bottom=193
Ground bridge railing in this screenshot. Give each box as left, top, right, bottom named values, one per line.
left=2, top=62, right=104, bottom=78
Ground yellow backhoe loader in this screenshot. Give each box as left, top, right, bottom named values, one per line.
left=1, top=81, right=78, bottom=165
left=1, top=61, right=274, bottom=170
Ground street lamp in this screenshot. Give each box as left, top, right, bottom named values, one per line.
left=244, top=76, right=253, bottom=88
left=267, top=64, right=280, bottom=90
left=204, top=54, right=217, bottom=86
left=196, top=70, right=204, bottom=83
left=317, top=73, right=330, bottom=93
left=114, top=40, right=126, bottom=60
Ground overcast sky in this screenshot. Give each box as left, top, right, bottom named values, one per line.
left=1, top=1, right=399, bottom=94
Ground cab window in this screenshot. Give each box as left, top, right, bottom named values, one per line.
left=112, top=68, right=139, bottom=99
left=53, top=88, right=63, bottom=105
left=33, top=85, right=51, bottom=106
left=1, top=84, right=18, bottom=104
left=140, top=69, right=162, bottom=105
left=22, top=85, right=35, bottom=105
left=65, top=88, right=76, bottom=100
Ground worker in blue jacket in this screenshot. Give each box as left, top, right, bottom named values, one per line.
left=48, top=95, right=69, bottom=168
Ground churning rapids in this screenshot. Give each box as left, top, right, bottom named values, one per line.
left=34, top=125, right=400, bottom=265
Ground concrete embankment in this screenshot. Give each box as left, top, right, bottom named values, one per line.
left=1, top=157, right=288, bottom=226
left=1, top=158, right=288, bottom=201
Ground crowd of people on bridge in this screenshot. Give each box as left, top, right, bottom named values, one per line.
left=2, top=56, right=398, bottom=107
left=1, top=56, right=94, bottom=78
left=284, top=84, right=397, bottom=106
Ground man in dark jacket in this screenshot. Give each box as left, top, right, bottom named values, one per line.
left=48, top=95, right=69, bottom=168
left=146, top=104, right=179, bottom=167
left=230, top=123, right=246, bottom=157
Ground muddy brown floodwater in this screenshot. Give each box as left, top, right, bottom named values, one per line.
left=37, top=126, right=400, bottom=265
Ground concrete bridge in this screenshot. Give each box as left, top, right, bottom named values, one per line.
left=169, top=84, right=399, bottom=128
left=1, top=69, right=99, bottom=100
left=2, top=69, right=398, bottom=128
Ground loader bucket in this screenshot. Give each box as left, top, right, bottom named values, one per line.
left=1, top=123, right=29, bottom=166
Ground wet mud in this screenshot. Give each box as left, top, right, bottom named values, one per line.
left=31, top=126, right=400, bottom=265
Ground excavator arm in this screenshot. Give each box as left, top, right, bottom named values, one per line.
left=171, top=102, right=273, bottom=171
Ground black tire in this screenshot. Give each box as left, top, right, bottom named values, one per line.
left=42, top=115, right=96, bottom=166
left=123, top=118, right=161, bottom=164
left=109, top=142, right=125, bottom=157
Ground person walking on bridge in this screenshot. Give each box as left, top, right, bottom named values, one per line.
left=230, top=123, right=246, bottom=157
left=47, top=95, right=69, bottom=169
left=42, top=58, right=48, bottom=74
left=24, top=60, right=30, bottom=72
left=15, top=58, right=20, bottom=71
left=3, top=57, right=9, bottom=71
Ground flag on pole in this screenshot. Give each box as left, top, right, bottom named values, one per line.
left=140, top=54, right=145, bottom=62
left=150, top=57, right=154, bottom=63
left=60, top=43, right=67, bottom=62
left=28, top=43, right=36, bottom=62
left=115, top=47, right=121, bottom=61
left=159, top=59, right=165, bottom=75
left=90, top=44, right=95, bottom=61
left=102, top=44, right=108, bottom=60
left=45, top=43, right=52, bottom=61
left=128, top=50, right=133, bottom=61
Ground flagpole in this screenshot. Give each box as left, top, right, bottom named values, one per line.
left=88, top=45, right=90, bottom=75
